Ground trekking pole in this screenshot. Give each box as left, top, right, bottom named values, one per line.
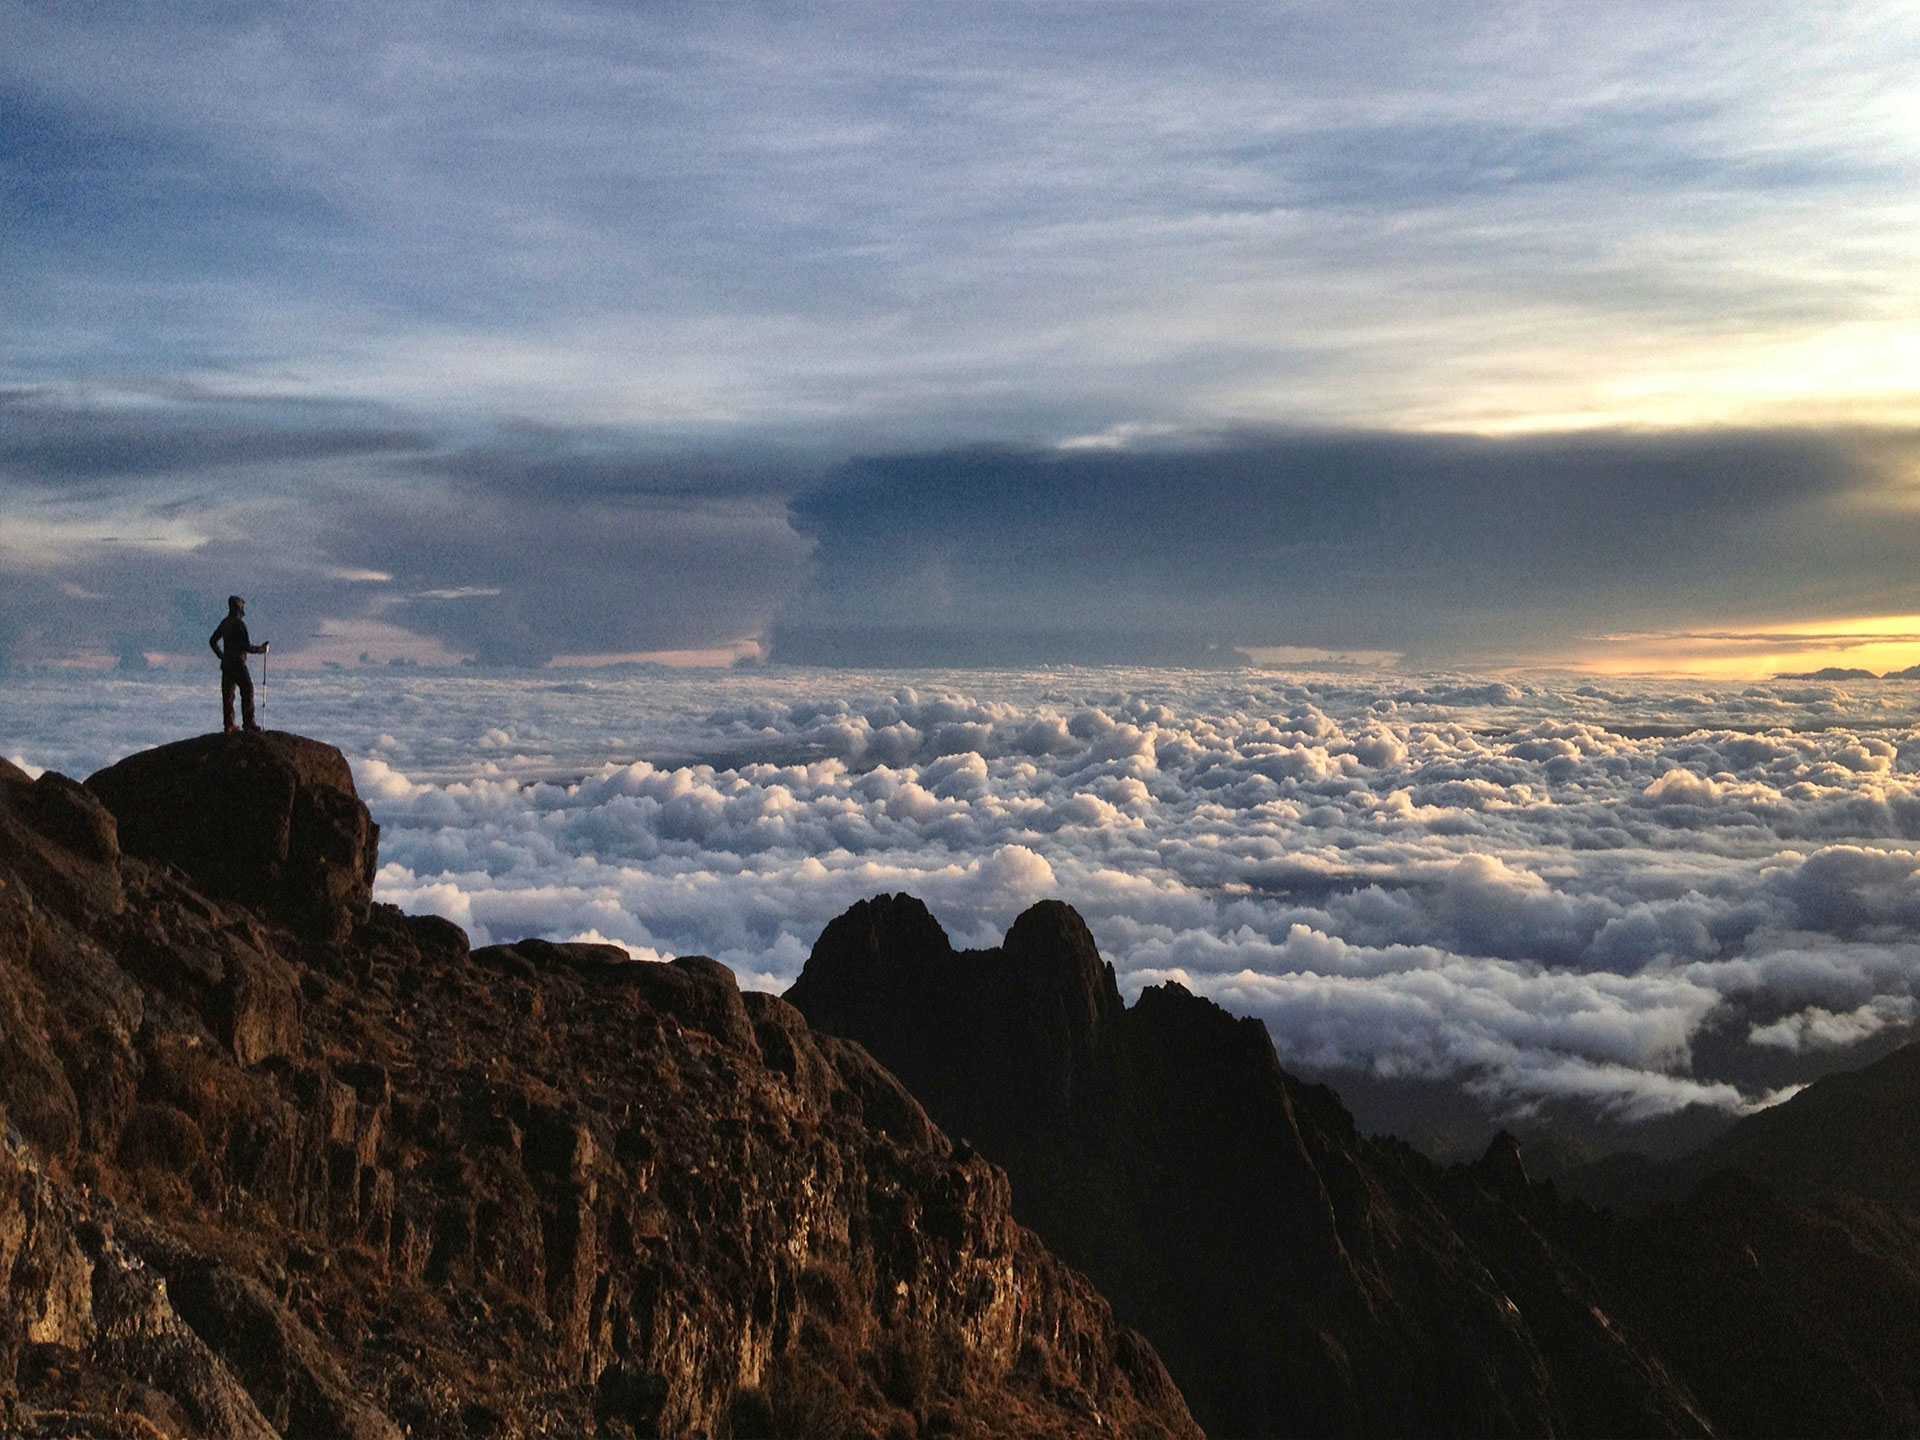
left=261, top=646, right=268, bottom=729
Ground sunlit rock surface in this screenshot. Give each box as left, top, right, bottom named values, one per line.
left=0, top=737, right=1197, bottom=1438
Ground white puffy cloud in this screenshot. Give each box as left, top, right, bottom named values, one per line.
left=10, top=664, right=1920, bottom=1123
left=1749, top=996, right=1916, bottom=1053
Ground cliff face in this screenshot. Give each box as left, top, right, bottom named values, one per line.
left=787, top=894, right=1920, bottom=1440
left=0, top=737, right=1198, bottom=1439
left=787, top=895, right=1711, bottom=1439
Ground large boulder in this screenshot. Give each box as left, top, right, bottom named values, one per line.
left=87, top=732, right=377, bottom=942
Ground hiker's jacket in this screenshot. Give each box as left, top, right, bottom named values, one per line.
left=209, top=615, right=262, bottom=672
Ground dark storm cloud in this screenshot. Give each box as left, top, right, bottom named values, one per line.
left=771, top=429, right=1920, bottom=666
left=0, top=392, right=429, bottom=482
left=407, top=439, right=816, bottom=501
left=8, top=393, right=1920, bottom=670
left=319, top=482, right=810, bottom=666
left=0, top=393, right=816, bottom=667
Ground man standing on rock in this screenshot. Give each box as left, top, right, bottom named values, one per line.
left=208, top=595, right=269, bottom=733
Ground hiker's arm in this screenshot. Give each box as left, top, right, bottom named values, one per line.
left=209, top=628, right=224, bottom=658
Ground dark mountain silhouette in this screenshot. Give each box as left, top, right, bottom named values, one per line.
left=786, top=895, right=1708, bottom=1438
left=0, top=736, right=1197, bottom=1438
left=1575, top=1044, right=1920, bottom=1437
left=1559, top=1041, right=1920, bottom=1218
left=789, top=893, right=1920, bottom=1440
left=1586, top=1167, right=1920, bottom=1438
left=1698, top=1039, right=1920, bottom=1207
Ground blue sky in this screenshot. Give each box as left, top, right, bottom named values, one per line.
left=6, top=3, right=1920, bottom=671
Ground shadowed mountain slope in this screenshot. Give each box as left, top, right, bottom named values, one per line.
left=1694, top=1041, right=1920, bottom=1208
left=790, top=893, right=1920, bottom=1439
left=1577, top=1041, right=1920, bottom=1438
left=786, top=894, right=1710, bottom=1439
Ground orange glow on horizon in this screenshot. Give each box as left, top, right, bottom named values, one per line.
left=1569, top=614, right=1920, bottom=680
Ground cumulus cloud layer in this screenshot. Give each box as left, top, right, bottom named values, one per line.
left=13, top=664, right=1920, bottom=1129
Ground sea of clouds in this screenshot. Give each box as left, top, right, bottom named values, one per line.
left=11, top=664, right=1920, bottom=1138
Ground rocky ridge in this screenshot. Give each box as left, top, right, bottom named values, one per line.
left=13, top=726, right=1920, bottom=1438
left=786, top=895, right=1710, bottom=1438
left=789, top=893, right=1920, bottom=1439
left=0, top=734, right=1197, bottom=1439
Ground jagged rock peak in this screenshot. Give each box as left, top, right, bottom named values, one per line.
left=1476, top=1128, right=1530, bottom=1191
left=790, top=894, right=1715, bottom=1440
left=86, top=730, right=377, bottom=943
left=789, top=893, right=1134, bottom=1154
left=1001, top=898, right=1126, bottom=1038
left=791, top=893, right=1124, bottom=1053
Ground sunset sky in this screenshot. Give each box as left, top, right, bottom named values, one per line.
left=6, top=3, right=1920, bottom=675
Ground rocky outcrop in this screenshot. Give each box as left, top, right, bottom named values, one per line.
left=88, top=731, right=378, bottom=943
left=788, top=897, right=1920, bottom=1438
left=789, top=894, right=1712, bottom=1439
left=0, top=741, right=1198, bottom=1438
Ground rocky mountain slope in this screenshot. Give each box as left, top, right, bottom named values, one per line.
left=0, top=733, right=1198, bottom=1439
left=786, top=895, right=1710, bottom=1438
left=789, top=893, right=1920, bottom=1439
left=13, top=725, right=1920, bottom=1439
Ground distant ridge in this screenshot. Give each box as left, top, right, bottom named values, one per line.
left=1568, top=1040, right=1920, bottom=1214
left=1773, top=665, right=1920, bottom=679
left=1582, top=1041, right=1920, bottom=1437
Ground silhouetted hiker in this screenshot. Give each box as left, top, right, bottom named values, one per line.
left=208, top=595, right=269, bottom=733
